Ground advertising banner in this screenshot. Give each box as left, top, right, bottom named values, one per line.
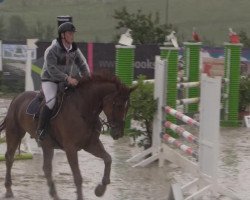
left=2, top=44, right=36, bottom=61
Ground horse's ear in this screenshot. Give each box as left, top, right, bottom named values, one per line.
left=129, top=84, right=138, bottom=93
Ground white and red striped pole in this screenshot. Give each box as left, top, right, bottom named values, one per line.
left=165, top=106, right=200, bottom=127
left=161, top=133, right=198, bottom=160
left=164, top=121, right=199, bottom=144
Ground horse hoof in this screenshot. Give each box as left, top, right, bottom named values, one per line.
left=5, top=191, right=14, bottom=198
left=95, top=184, right=106, bottom=197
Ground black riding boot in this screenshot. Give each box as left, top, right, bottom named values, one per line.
left=37, top=105, right=52, bottom=142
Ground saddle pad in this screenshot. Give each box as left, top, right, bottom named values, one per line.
left=26, top=92, right=66, bottom=119
left=26, top=96, right=42, bottom=117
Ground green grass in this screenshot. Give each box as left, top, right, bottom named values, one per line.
left=1, top=0, right=250, bottom=45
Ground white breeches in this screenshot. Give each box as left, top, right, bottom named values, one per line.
left=41, top=81, right=58, bottom=109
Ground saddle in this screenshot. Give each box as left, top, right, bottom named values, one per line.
left=26, top=82, right=72, bottom=119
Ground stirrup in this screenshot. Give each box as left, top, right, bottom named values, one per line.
left=37, top=130, right=46, bottom=142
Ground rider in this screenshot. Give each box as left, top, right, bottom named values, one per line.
left=37, top=22, right=90, bottom=142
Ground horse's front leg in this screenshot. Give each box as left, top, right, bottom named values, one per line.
left=42, top=146, right=60, bottom=200
left=65, top=148, right=84, bottom=200
left=85, top=139, right=112, bottom=197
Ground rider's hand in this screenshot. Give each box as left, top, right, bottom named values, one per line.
left=66, top=76, right=79, bottom=86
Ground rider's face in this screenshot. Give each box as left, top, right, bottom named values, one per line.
left=64, top=31, right=75, bottom=44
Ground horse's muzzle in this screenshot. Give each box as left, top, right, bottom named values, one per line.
left=110, top=126, right=124, bottom=140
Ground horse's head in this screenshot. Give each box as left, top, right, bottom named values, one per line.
left=102, top=85, right=136, bottom=140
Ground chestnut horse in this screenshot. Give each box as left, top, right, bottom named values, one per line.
left=0, top=74, right=135, bottom=200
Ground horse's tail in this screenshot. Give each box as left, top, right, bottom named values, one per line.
left=0, top=117, right=6, bottom=133
left=0, top=95, right=18, bottom=134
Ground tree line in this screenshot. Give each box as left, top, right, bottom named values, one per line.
left=1, top=8, right=250, bottom=47
left=0, top=15, right=55, bottom=41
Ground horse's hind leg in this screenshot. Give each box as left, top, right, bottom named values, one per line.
left=85, top=139, right=112, bottom=197
left=4, top=128, right=24, bottom=198
left=41, top=146, right=60, bottom=200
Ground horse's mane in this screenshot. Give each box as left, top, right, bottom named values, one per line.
left=78, top=71, right=129, bottom=90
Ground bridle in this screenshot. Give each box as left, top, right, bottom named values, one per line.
left=99, top=101, right=119, bottom=132
left=100, top=95, right=129, bottom=133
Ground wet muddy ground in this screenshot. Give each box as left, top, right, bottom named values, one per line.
left=0, top=98, right=249, bottom=200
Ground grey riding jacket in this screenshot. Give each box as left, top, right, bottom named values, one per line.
left=41, top=39, right=90, bottom=83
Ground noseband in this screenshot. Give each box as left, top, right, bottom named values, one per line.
left=100, top=97, right=128, bottom=132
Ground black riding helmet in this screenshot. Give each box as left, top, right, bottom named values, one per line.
left=58, top=22, right=76, bottom=38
